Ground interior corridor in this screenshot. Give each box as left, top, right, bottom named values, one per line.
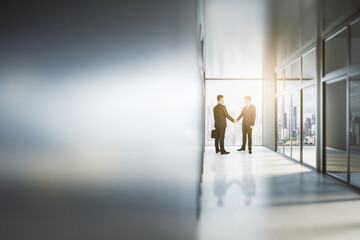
left=198, top=147, right=360, bottom=240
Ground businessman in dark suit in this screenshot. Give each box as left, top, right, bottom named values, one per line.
left=235, top=96, right=256, bottom=154
left=213, top=95, right=235, bottom=155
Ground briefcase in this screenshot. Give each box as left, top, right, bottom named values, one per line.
left=211, top=129, right=217, bottom=138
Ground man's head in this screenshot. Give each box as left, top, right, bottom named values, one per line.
left=244, top=96, right=251, bottom=105
left=217, top=95, right=224, bottom=104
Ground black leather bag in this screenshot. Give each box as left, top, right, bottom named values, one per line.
left=211, top=129, right=217, bottom=139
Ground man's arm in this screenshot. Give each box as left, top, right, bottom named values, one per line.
left=222, top=106, right=234, bottom=122
left=236, top=108, right=245, bottom=121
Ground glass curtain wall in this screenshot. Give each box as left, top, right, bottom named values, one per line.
left=322, top=18, right=360, bottom=188
left=350, top=76, right=360, bottom=187
left=283, top=95, right=291, bottom=156
left=276, top=48, right=317, bottom=168
left=277, top=97, right=283, bottom=153
left=292, top=92, right=301, bottom=161
left=325, top=80, right=347, bottom=180
left=302, top=87, right=317, bottom=167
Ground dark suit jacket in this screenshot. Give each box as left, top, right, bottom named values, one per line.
left=236, top=104, right=256, bottom=127
left=213, top=103, right=234, bottom=128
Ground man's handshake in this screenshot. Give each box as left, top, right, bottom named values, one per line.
left=234, top=119, right=238, bottom=124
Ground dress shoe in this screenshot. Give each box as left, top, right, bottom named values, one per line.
left=249, top=150, right=252, bottom=154
left=237, top=148, right=246, bottom=151
left=221, top=151, right=230, bottom=155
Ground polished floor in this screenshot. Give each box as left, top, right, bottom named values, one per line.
left=197, top=146, right=360, bottom=240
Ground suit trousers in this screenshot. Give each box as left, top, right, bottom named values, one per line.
left=241, top=125, right=252, bottom=150
left=215, top=127, right=226, bottom=153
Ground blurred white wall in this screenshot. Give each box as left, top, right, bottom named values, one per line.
left=0, top=1, right=203, bottom=239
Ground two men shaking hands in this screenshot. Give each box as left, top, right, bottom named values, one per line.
left=213, top=95, right=256, bottom=155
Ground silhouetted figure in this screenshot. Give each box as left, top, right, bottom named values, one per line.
left=213, top=95, right=235, bottom=154
left=235, top=96, right=256, bottom=154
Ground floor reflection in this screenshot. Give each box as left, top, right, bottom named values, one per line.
left=212, top=159, right=235, bottom=207
left=238, top=159, right=256, bottom=205
left=199, top=147, right=360, bottom=240
left=212, top=156, right=256, bottom=206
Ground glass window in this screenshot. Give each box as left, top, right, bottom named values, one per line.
left=325, top=80, right=347, bottom=180
left=351, top=19, right=360, bottom=65
left=277, top=70, right=284, bottom=93
left=205, top=80, right=262, bottom=146
left=285, top=60, right=300, bottom=89
left=277, top=97, right=283, bottom=153
left=283, top=95, right=291, bottom=157
left=302, top=48, right=316, bottom=81
left=349, top=77, right=360, bottom=187
left=324, top=28, right=348, bottom=74
left=302, top=87, right=317, bottom=167
left=292, top=92, right=300, bottom=161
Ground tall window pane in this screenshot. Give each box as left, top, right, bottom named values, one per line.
left=350, top=77, right=360, bottom=187
left=303, top=87, right=317, bottom=167
left=283, top=95, right=291, bottom=156
left=324, top=28, right=348, bottom=74
left=292, top=92, right=300, bottom=161
left=285, top=60, right=300, bottom=89
left=277, top=97, right=283, bottom=153
left=326, top=80, right=347, bottom=180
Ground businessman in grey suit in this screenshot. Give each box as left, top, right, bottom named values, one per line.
left=234, top=96, right=256, bottom=154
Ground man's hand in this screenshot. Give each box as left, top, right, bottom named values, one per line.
left=250, top=125, right=253, bottom=129
left=234, top=120, right=238, bottom=124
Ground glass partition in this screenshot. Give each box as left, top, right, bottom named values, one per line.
left=302, top=87, right=317, bottom=167
left=276, top=46, right=319, bottom=168
left=283, top=95, right=291, bottom=156
left=292, top=92, right=300, bottom=161
left=325, top=80, right=347, bottom=180
left=277, top=97, right=283, bottom=153
left=350, top=76, right=360, bottom=187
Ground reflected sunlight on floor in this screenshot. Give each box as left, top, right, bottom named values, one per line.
left=198, top=147, right=360, bottom=240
